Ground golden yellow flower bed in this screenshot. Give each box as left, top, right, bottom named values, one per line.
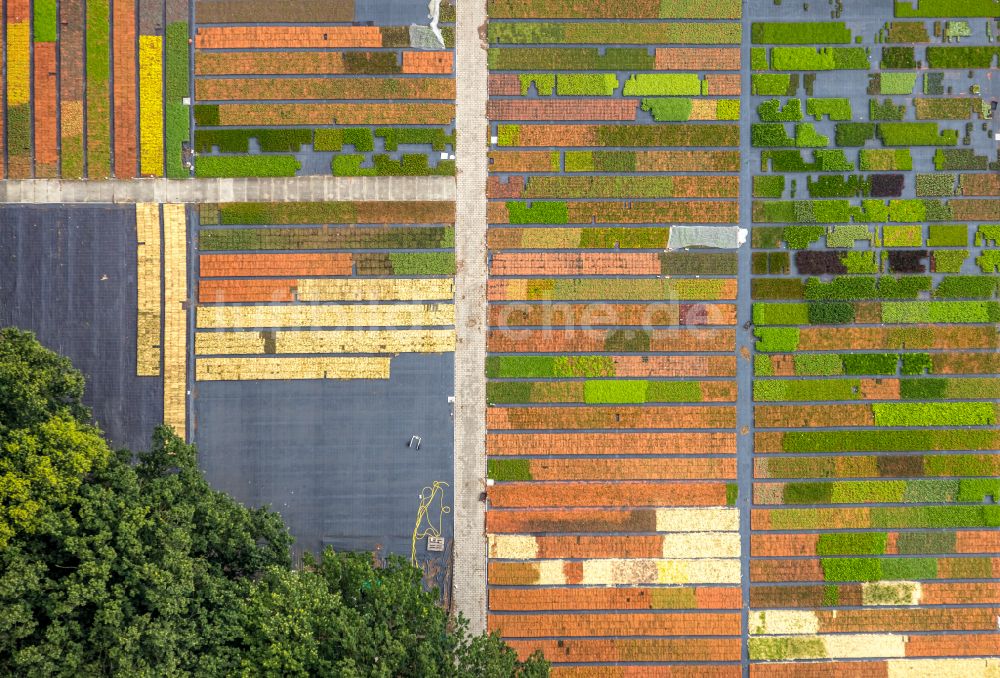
left=6, top=23, right=30, bottom=105
left=196, top=303, right=455, bottom=329
left=163, top=204, right=187, bottom=438
left=195, top=329, right=456, bottom=355
left=136, top=203, right=161, bottom=375
left=139, top=35, right=164, bottom=176
left=196, top=356, right=391, bottom=381
left=296, top=278, right=455, bottom=302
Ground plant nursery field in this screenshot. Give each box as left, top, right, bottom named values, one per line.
left=1, top=0, right=999, bottom=670
left=1, top=0, right=190, bottom=178
left=191, top=0, right=456, bottom=177
left=190, top=200, right=457, bottom=561
left=485, top=0, right=745, bottom=671
left=747, top=2, right=1000, bottom=674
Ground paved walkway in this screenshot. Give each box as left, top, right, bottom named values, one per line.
left=451, top=0, right=489, bottom=635
left=0, top=176, right=455, bottom=203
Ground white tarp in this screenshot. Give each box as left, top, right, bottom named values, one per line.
left=667, top=226, right=748, bottom=250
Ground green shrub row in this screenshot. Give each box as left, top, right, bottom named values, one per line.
left=835, top=123, right=875, bottom=147
left=752, top=73, right=797, bottom=96
left=332, top=154, right=455, bottom=177
left=486, top=380, right=709, bottom=404
left=791, top=353, right=931, bottom=376
left=757, top=99, right=803, bottom=122
left=880, top=46, right=915, bottom=69
left=33, top=0, right=57, bottom=41
left=486, top=356, right=615, bottom=379
left=761, top=150, right=853, bottom=172
left=859, top=149, right=911, bottom=171
left=641, top=98, right=739, bottom=122
left=199, top=226, right=453, bottom=249
left=583, top=380, right=705, bottom=404
left=488, top=47, right=655, bottom=71
left=558, top=73, right=620, bottom=96
left=807, top=175, right=869, bottom=198
left=767, top=454, right=1000, bottom=481
left=975, top=225, right=1000, bottom=246
left=166, top=23, right=190, bottom=178
left=878, top=122, right=958, bottom=146
left=925, top=45, right=999, bottom=69
left=934, top=149, right=988, bottom=171
left=505, top=202, right=568, bottom=224
left=752, top=124, right=828, bottom=148
left=771, top=47, right=869, bottom=71
left=86, top=0, right=111, bottom=177
left=873, top=72, right=917, bottom=95
left=754, top=176, right=785, bottom=198
left=486, top=22, right=741, bottom=45
left=771, top=505, right=1000, bottom=530
left=752, top=22, right=852, bottom=44
left=752, top=251, right=791, bottom=275
left=623, top=74, right=702, bottom=96
left=807, top=98, right=852, bottom=120
left=753, top=301, right=856, bottom=325
left=754, top=199, right=954, bottom=224
left=487, top=459, right=531, bottom=482
left=881, top=300, right=1000, bottom=323
left=895, top=0, right=1000, bottom=18
left=386, top=252, right=456, bottom=275
left=821, top=557, right=941, bottom=582
left=869, top=99, right=905, bottom=121
left=781, top=429, right=1000, bottom=454
left=871, top=402, right=996, bottom=427
left=751, top=48, right=768, bottom=70
left=195, top=129, right=313, bottom=153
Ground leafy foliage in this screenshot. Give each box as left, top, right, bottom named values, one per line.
left=0, top=333, right=548, bottom=677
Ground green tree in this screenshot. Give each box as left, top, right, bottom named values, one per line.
left=0, top=328, right=109, bottom=547
left=0, top=331, right=548, bottom=677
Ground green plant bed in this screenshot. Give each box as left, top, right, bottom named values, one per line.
left=752, top=74, right=796, bottom=96
left=872, top=402, right=996, bottom=427
left=388, top=252, right=456, bottom=275
left=506, top=202, right=568, bottom=224
left=752, top=22, right=852, bottom=44
left=558, top=73, right=619, bottom=96
left=623, top=74, right=701, bottom=96
left=487, top=459, right=532, bottom=481
left=817, top=533, right=887, bottom=555
left=754, top=176, right=785, bottom=198
left=807, top=98, right=851, bottom=120
left=758, top=99, right=803, bottom=122
left=878, top=123, right=958, bottom=146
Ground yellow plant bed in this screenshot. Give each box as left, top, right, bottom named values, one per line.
left=749, top=610, right=820, bottom=636
left=195, top=331, right=267, bottom=355
left=487, top=534, right=539, bottom=560
left=660, top=532, right=740, bottom=559
left=6, top=23, right=30, bottom=105
left=296, top=278, right=455, bottom=302
left=163, top=204, right=187, bottom=438
left=519, top=228, right=583, bottom=248
left=861, top=580, right=921, bottom=606
left=655, top=507, right=739, bottom=532
left=138, top=35, right=164, bottom=176
left=196, top=356, right=391, bottom=381
left=194, top=329, right=456, bottom=355
left=136, top=203, right=161, bottom=375
left=275, top=329, right=456, bottom=354
left=887, top=659, right=1000, bottom=678
left=196, top=303, right=454, bottom=329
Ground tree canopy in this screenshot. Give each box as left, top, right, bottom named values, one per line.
left=0, top=328, right=547, bottom=677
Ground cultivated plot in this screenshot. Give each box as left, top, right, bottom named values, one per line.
left=191, top=0, right=456, bottom=178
